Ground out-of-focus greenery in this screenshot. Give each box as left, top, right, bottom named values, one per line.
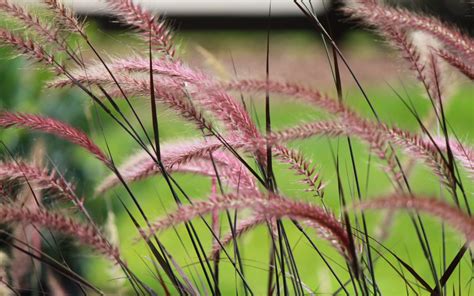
left=0, top=22, right=472, bottom=294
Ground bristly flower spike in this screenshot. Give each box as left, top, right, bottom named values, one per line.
left=0, top=112, right=111, bottom=167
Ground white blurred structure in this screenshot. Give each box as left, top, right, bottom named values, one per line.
left=13, top=0, right=328, bottom=16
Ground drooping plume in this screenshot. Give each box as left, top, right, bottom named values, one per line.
left=0, top=112, right=111, bottom=167
left=353, top=195, right=474, bottom=242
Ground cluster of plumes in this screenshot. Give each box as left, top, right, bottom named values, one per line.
left=0, top=157, right=122, bottom=261
left=342, top=0, right=473, bottom=81
left=0, top=0, right=86, bottom=71
left=0, top=0, right=472, bottom=293
left=0, top=158, right=123, bottom=293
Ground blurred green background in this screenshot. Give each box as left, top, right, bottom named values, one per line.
left=0, top=19, right=473, bottom=295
